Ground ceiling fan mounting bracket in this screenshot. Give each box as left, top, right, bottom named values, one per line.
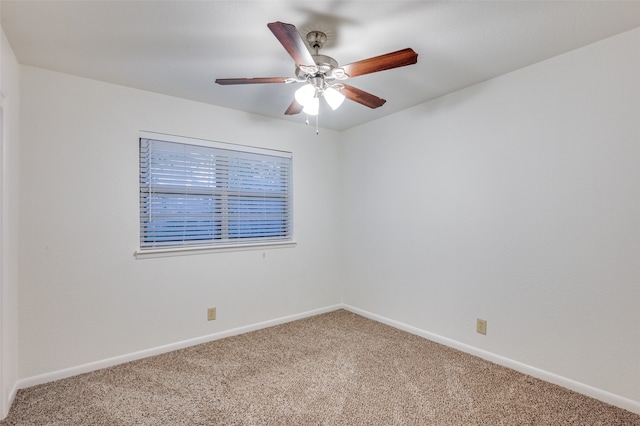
left=306, top=31, right=327, bottom=52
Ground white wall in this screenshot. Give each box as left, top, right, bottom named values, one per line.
left=18, top=66, right=343, bottom=379
left=0, top=24, right=20, bottom=418
left=342, top=27, right=640, bottom=407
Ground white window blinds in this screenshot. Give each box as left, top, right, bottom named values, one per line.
left=139, top=135, right=292, bottom=250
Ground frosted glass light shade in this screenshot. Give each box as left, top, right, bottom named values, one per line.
left=302, top=97, right=319, bottom=116
left=295, top=84, right=316, bottom=107
left=324, top=87, right=345, bottom=110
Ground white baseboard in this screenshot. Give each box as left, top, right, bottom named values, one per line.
left=15, top=303, right=640, bottom=416
left=17, top=304, right=342, bottom=390
left=342, top=304, right=640, bottom=415
left=1, top=381, right=18, bottom=420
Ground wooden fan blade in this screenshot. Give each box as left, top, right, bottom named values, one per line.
left=284, top=99, right=303, bottom=115
left=341, top=84, right=387, bottom=109
left=267, top=21, right=317, bottom=70
left=341, top=48, right=418, bottom=78
left=215, top=77, right=290, bottom=85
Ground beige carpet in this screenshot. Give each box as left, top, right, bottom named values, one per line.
left=2, top=310, right=639, bottom=425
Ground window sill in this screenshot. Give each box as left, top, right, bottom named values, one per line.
left=134, top=240, right=297, bottom=259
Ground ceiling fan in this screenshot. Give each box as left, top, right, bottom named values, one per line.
left=215, top=21, right=418, bottom=118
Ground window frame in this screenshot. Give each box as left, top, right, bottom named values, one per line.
left=135, top=131, right=295, bottom=259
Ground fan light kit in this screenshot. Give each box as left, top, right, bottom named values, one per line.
left=216, top=22, right=418, bottom=133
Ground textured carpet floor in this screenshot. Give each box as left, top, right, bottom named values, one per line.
left=2, top=310, right=639, bottom=425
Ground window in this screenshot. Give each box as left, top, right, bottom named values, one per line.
left=139, top=133, right=292, bottom=252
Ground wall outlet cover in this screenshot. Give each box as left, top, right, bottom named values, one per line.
left=207, top=307, right=217, bottom=321
left=477, top=318, right=487, bottom=335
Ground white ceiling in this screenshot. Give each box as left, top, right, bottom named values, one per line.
left=2, top=1, right=640, bottom=131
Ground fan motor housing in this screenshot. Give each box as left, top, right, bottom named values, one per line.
left=295, top=30, right=349, bottom=81
left=295, top=54, right=339, bottom=78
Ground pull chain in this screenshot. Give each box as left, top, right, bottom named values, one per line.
left=303, top=114, right=319, bottom=135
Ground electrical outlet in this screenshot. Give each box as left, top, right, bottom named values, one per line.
left=476, top=318, right=487, bottom=335
left=207, top=307, right=216, bottom=321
